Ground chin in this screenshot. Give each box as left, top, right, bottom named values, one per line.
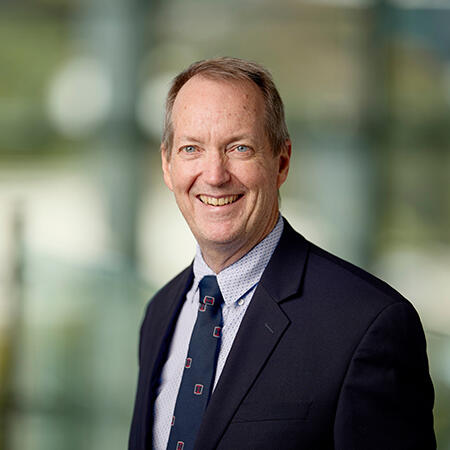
left=196, top=225, right=243, bottom=247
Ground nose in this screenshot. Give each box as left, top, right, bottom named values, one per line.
left=202, top=151, right=231, bottom=186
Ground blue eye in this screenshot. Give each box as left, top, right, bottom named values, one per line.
left=236, top=145, right=249, bottom=152
left=183, top=145, right=196, bottom=153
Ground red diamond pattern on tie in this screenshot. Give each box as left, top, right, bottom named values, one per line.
left=203, top=296, right=215, bottom=305
left=176, top=441, right=184, bottom=450
left=185, top=358, right=192, bottom=368
left=213, top=326, right=221, bottom=338
left=194, top=384, right=204, bottom=395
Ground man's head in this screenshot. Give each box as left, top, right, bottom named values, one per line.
left=162, top=57, right=290, bottom=159
left=161, top=57, right=291, bottom=271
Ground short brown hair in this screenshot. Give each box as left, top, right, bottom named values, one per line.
left=162, top=57, right=290, bottom=157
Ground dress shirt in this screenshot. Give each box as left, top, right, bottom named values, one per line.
left=152, top=215, right=284, bottom=450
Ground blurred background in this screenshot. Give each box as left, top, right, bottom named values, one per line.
left=0, top=0, right=449, bottom=448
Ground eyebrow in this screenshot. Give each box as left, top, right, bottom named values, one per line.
left=177, top=134, right=255, bottom=145
left=177, top=136, right=203, bottom=144
left=226, top=134, right=254, bottom=143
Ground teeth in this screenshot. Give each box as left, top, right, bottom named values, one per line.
left=199, top=195, right=239, bottom=206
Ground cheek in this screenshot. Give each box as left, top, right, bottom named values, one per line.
left=249, top=164, right=279, bottom=190
left=171, top=165, right=198, bottom=195
left=236, top=159, right=274, bottom=182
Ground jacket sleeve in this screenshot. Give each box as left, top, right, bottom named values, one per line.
left=333, top=301, right=436, bottom=450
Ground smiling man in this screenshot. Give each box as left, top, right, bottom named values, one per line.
left=129, top=58, right=435, bottom=450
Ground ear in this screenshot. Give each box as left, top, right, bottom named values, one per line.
left=161, top=145, right=174, bottom=191
left=276, top=139, right=291, bottom=189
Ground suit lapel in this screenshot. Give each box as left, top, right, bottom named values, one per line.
left=149, top=267, right=194, bottom=389
left=194, top=220, right=310, bottom=449
left=138, top=266, right=194, bottom=449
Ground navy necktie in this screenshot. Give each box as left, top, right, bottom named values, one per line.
left=167, top=275, right=224, bottom=450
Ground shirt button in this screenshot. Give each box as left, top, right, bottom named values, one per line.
left=237, top=299, right=245, bottom=306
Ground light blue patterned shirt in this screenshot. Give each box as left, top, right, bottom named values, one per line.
left=152, top=216, right=284, bottom=450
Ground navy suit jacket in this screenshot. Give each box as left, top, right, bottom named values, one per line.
left=129, top=220, right=436, bottom=449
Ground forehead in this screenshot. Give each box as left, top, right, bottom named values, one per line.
left=171, top=75, right=265, bottom=134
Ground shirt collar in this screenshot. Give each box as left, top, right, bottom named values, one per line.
left=192, top=215, right=284, bottom=306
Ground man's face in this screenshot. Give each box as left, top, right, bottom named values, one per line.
left=162, top=75, right=290, bottom=261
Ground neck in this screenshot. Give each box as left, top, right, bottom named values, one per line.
left=199, top=214, right=279, bottom=274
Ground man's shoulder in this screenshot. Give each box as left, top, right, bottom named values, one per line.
left=307, top=242, right=407, bottom=308
left=140, top=264, right=194, bottom=333
left=151, top=264, right=194, bottom=305
left=279, top=220, right=410, bottom=313
left=279, top=224, right=423, bottom=343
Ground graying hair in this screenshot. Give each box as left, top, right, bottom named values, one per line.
left=161, top=57, right=290, bottom=158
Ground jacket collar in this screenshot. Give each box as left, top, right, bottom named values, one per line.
left=259, top=218, right=309, bottom=302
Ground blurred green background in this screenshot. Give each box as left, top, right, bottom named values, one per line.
left=0, top=0, right=449, bottom=448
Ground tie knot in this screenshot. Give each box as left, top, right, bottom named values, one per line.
left=198, top=275, right=223, bottom=309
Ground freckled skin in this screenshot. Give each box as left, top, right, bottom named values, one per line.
left=162, top=75, right=291, bottom=273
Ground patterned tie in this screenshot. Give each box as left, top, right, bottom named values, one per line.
left=167, top=275, right=224, bottom=450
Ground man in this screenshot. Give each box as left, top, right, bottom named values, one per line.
left=129, top=57, right=435, bottom=450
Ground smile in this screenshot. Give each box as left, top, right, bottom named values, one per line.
left=198, top=194, right=241, bottom=206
